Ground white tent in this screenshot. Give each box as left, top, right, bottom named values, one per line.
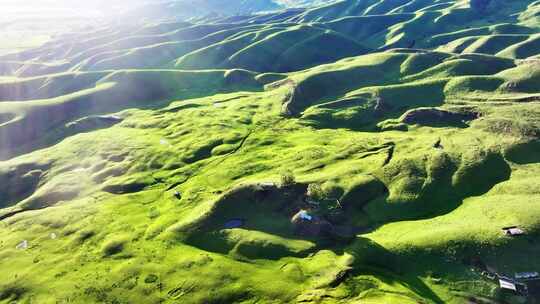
left=499, top=279, right=517, bottom=291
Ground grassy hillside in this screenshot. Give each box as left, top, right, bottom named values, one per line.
left=1, top=0, right=540, bottom=303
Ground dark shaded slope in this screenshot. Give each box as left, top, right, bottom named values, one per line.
left=0, top=69, right=264, bottom=160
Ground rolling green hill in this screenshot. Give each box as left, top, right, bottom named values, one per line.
left=1, top=0, right=540, bottom=303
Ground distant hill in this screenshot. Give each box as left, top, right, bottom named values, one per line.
left=119, top=0, right=282, bottom=20
left=274, top=0, right=336, bottom=7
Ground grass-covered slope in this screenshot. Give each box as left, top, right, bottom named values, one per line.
left=3, top=0, right=540, bottom=77
left=2, top=0, right=540, bottom=303
left=0, top=69, right=263, bottom=160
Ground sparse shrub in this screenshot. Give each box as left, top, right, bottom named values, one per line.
left=307, top=182, right=346, bottom=220
left=148, top=207, right=160, bottom=219
left=307, top=183, right=325, bottom=201
left=144, top=274, right=158, bottom=284
left=101, top=236, right=128, bottom=257
left=280, top=170, right=296, bottom=187
left=76, top=230, right=95, bottom=244
left=321, top=183, right=343, bottom=200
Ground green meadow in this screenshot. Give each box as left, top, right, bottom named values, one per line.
left=1, top=0, right=540, bottom=303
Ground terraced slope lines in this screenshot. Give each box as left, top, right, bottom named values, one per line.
left=1, top=0, right=540, bottom=303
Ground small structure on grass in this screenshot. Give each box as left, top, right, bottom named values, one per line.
left=499, top=276, right=529, bottom=295
left=280, top=171, right=296, bottom=188
left=174, top=191, right=182, bottom=199
left=292, top=210, right=313, bottom=222
left=499, top=278, right=518, bottom=291
left=16, top=240, right=28, bottom=250
left=502, top=226, right=525, bottom=236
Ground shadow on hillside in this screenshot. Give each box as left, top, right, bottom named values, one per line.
left=171, top=147, right=513, bottom=301
left=295, top=80, right=459, bottom=132
left=364, top=149, right=512, bottom=224
left=182, top=183, right=325, bottom=259
left=178, top=146, right=512, bottom=261
left=0, top=70, right=265, bottom=161
left=181, top=145, right=512, bottom=251
left=327, top=237, right=444, bottom=302
left=185, top=205, right=446, bottom=302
